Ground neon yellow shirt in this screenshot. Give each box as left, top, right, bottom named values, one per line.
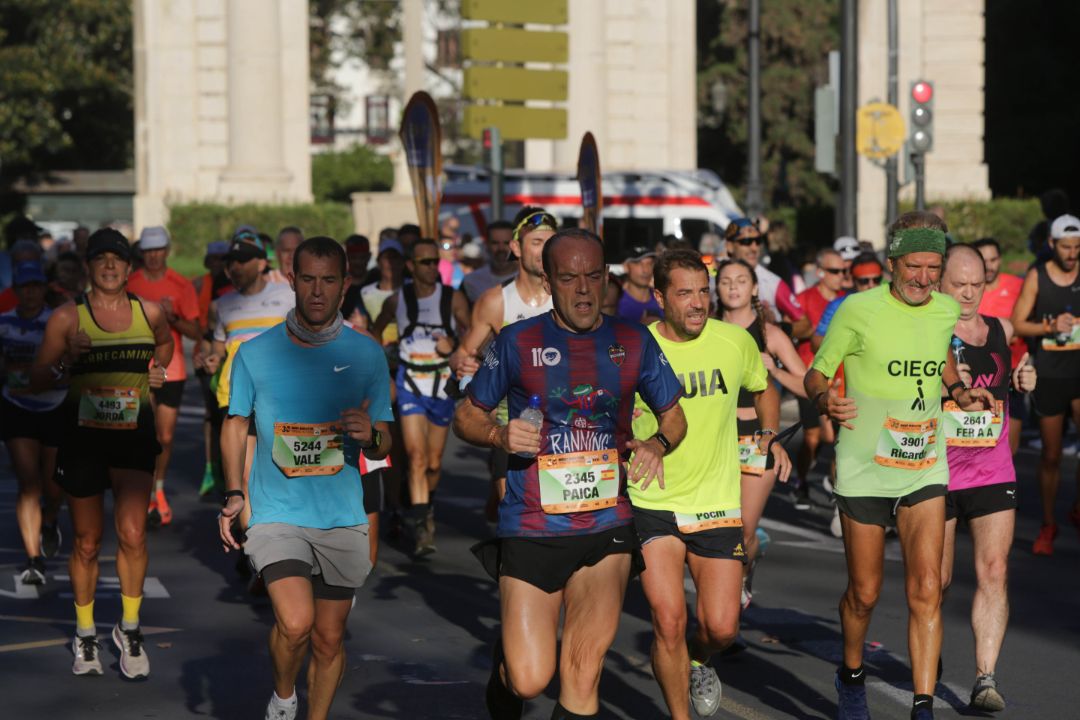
left=811, top=285, right=960, bottom=497
left=631, top=319, right=768, bottom=514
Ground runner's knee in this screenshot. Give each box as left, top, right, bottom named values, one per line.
left=905, top=567, right=942, bottom=610
left=975, top=554, right=1008, bottom=590
left=650, top=604, right=688, bottom=647
left=73, top=533, right=102, bottom=563
left=115, top=520, right=147, bottom=552
left=845, top=580, right=881, bottom=614
left=505, top=658, right=554, bottom=700
left=310, top=624, right=345, bottom=661
left=276, top=611, right=314, bottom=647
left=698, top=612, right=738, bottom=649
left=561, top=637, right=605, bottom=693
left=157, top=424, right=176, bottom=447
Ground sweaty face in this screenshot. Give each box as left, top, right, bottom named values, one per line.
left=889, top=251, right=942, bottom=307
left=717, top=264, right=756, bottom=312
left=977, top=245, right=1001, bottom=285
left=514, top=227, right=555, bottom=278
left=660, top=267, right=710, bottom=339
left=88, top=252, right=131, bottom=292
left=1052, top=236, right=1080, bottom=272
left=408, top=244, right=441, bottom=284
left=545, top=237, right=606, bottom=332
left=942, top=253, right=986, bottom=321
left=292, top=252, right=347, bottom=329
left=142, top=247, right=168, bottom=273
left=726, top=229, right=764, bottom=267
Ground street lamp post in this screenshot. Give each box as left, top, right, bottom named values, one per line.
left=745, top=0, right=764, bottom=219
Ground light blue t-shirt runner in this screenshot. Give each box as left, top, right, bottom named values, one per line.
left=229, top=323, right=394, bottom=530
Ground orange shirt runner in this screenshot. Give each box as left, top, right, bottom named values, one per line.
left=128, top=268, right=199, bottom=381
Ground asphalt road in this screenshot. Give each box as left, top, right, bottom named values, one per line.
left=2, top=388, right=1079, bottom=719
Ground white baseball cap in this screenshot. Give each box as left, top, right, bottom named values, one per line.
left=138, top=226, right=169, bottom=250
left=833, top=236, right=860, bottom=261
left=1050, top=214, right=1080, bottom=239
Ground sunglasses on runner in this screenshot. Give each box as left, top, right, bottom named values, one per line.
left=513, top=212, right=558, bottom=241
left=414, top=258, right=440, bottom=267
left=734, top=235, right=765, bottom=246
left=821, top=267, right=850, bottom=275
left=854, top=275, right=883, bottom=287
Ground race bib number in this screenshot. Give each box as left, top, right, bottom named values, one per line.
left=1041, top=324, right=1080, bottom=351
left=738, top=435, right=767, bottom=476
left=538, top=449, right=619, bottom=514
left=942, top=400, right=1004, bottom=448
left=874, top=416, right=937, bottom=470
left=78, top=386, right=139, bottom=429
left=272, top=422, right=344, bottom=477
left=675, top=508, right=743, bottom=534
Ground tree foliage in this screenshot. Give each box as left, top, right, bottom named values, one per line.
left=309, top=0, right=400, bottom=91
left=0, top=0, right=133, bottom=180
left=312, top=144, right=394, bottom=202
left=697, top=0, right=838, bottom=210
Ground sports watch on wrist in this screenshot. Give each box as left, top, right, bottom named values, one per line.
left=361, top=429, right=382, bottom=451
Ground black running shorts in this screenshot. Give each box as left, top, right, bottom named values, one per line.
left=150, top=379, right=185, bottom=409
left=56, top=434, right=159, bottom=497
left=633, top=507, right=747, bottom=563
left=1032, top=375, right=1080, bottom=418
left=946, top=482, right=1017, bottom=522
left=471, top=524, right=644, bottom=594
left=834, top=483, right=946, bottom=528
left=0, top=396, right=63, bottom=446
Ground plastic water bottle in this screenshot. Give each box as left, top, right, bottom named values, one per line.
left=951, top=336, right=965, bottom=367
left=1056, top=305, right=1073, bottom=346
left=517, top=394, right=544, bottom=459
left=458, top=374, right=473, bottom=392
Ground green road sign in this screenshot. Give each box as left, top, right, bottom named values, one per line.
left=461, top=0, right=567, bottom=25
left=464, top=67, right=568, bottom=102
left=464, top=105, right=567, bottom=140
left=461, top=27, right=568, bottom=64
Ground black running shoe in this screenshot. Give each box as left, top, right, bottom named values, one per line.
left=18, top=556, right=46, bottom=585
left=41, top=523, right=61, bottom=558
left=486, top=638, right=522, bottom=720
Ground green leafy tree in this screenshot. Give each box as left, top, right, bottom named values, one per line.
left=698, top=0, right=838, bottom=210
left=0, top=0, right=133, bottom=181
left=312, top=144, right=394, bottom=202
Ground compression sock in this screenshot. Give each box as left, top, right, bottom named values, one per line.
left=121, top=594, right=143, bottom=630
left=550, top=703, right=598, bottom=720
left=838, top=664, right=866, bottom=685
left=912, top=694, right=933, bottom=715
left=75, top=601, right=95, bottom=637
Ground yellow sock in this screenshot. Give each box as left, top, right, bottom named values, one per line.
left=74, top=601, right=95, bottom=634
left=121, top=594, right=143, bottom=628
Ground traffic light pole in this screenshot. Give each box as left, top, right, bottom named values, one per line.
left=885, top=0, right=899, bottom=226
left=745, top=0, right=763, bottom=219
left=912, top=151, right=926, bottom=211
left=839, top=0, right=858, bottom=237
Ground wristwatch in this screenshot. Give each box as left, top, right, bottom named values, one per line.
left=362, top=429, right=382, bottom=450
left=652, top=432, right=672, bottom=455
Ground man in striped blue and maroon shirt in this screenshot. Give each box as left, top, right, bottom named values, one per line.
left=455, top=228, right=686, bottom=720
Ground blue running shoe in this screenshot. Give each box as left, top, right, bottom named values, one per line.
left=835, top=672, right=871, bottom=720
left=910, top=706, right=933, bottom=720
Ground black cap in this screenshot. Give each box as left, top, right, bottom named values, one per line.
left=224, top=230, right=268, bottom=262
left=622, top=245, right=657, bottom=263
left=86, top=228, right=132, bottom=262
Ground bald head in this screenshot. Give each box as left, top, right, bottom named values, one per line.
left=942, top=244, right=987, bottom=319
left=542, top=228, right=606, bottom=333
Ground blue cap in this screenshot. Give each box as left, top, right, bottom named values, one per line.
left=13, top=260, right=47, bottom=286
left=205, top=241, right=230, bottom=258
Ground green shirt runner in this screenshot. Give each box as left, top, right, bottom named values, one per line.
left=811, top=284, right=961, bottom=498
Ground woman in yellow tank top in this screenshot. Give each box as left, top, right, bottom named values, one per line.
left=31, top=229, right=172, bottom=679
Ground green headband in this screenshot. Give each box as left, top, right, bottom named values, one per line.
left=887, top=227, right=947, bottom=258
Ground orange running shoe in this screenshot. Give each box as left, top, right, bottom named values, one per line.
left=155, top=489, right=172, bottom=526
left=1032, top=523, right=1058, bottom=556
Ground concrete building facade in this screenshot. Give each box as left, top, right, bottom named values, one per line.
left=133, top=0, right=313, bottom=230
left=857, top=0, right=989, bottom=246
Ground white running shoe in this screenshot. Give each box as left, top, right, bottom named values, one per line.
left=112, top=624, right=150, bottom=679
left=265, top=691, right=298, bottom=720
left=689, top=663, right=722, bottom=716
left=71, top=635, right=103, bottom=676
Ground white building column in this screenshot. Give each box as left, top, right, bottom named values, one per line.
left=218, top=0, right=292, bottom=199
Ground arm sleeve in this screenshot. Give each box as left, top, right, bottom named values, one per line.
left=811, top=299, right=860, bottom=378
left=364, top=343, right=395, bottom=423
left=227, top=347, right=254, bottom=417
left=775, top=279, right=806, bottom=320
left=636, top=333, right=683, bottom=414
left=466, top=330, right=514, bottom=412
left=740, top=332, right=769, bottom=393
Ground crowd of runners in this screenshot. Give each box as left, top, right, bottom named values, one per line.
left=0, top=204, right=1077, bottom=720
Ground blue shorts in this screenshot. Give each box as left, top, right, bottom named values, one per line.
left=396, top=382, right=455, bottom=427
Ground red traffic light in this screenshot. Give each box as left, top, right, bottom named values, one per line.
left=482, top=128, right=492, bottom=149
left=911, top=81, right=933, bottom=105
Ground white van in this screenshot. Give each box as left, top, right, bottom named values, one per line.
left=440, top=165, right=742, bottom=261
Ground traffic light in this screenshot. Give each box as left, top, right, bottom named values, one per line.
left=909, top=80, right=934, bottom=154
